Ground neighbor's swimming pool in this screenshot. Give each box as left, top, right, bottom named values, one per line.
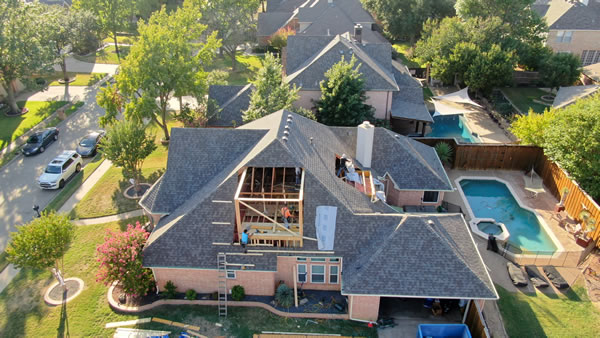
left=426, top=115, right=479, bottom=143
left=459, top=179, right=558, bottom=253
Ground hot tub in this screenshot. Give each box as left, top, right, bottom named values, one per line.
left=469, top=218, right=510, bottom=242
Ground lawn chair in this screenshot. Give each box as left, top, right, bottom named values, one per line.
left=566, top=223, right=582, bottom=236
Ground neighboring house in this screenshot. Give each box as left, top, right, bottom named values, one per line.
left=582, top=62, right=600, bottom=84
left=390, top=60, right=433, bottom=136
left=139, top=110, right=497, bottom=321
left=552, top=84, right=600, bottom=108
left=533, top=0, right=600, bottom=65
left=207, top=84, right=254, bottom=127
left=258, top=0, right=385, bottom=45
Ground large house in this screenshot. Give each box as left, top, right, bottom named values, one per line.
left=533, top=0, right=600, bottom=65
left=258, top=0, right=386, bottom=45
left=139, top=111, right=497, bottom=321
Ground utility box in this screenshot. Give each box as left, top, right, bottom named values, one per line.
left=416, top=324, right=471, bottom=338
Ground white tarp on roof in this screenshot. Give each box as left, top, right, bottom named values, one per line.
left=315, top=206, right=337, bottom=250
left=432, top=99, right=478, bottom=117
left=433, top=87, right=482, bottom=107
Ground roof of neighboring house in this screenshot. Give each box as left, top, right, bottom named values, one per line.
left=207, top=85, right=253, bottom=127
left=266, top=0, right=308, bottom=13
left=390, top=61, right=433, bottom=123
left=140, top=110, right=494, bottom=300
left=552, top=85, right=600, bottom=108
left=285, top=34, right=398, bottom=91
left=533, top=0, right=600, bottom=30
left=258, top=12, right=295, bottom=37
left=583, top=62, right=600, bottom=82
left=295, top=0, right=375, bottom=24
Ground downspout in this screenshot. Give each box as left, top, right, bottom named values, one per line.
left=462, top=299, right=471, bottom=323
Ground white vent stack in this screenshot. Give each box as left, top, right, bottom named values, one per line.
left=356, top=121, right=374, bottom=168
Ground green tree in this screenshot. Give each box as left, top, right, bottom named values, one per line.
left=463, top=44, right=516, bottom=94
left=243, top=53, right=299, bottom=122
left=314, top=56, right=375, bottom=126
left=100, top=120, right=157, bottom=192
left=269, top=26, right=295, bottom=55
left=97, top=83, right=125, bottom=127
left=74, top=0, right=136, bottom=62
left=69, top=8, right=102, bottom=55
left=202, top=0, right=260, bottom=71
left=540, top=53, right=582, bottom=92
left=361, top=0, right=456, bottom=43
left=0, top=1, right=55, bottom=114
left=6, top=212, right=74, bottom=285
left=115, top=1, right=220, bottom=140
left=510, top=108, right=556, bottom=146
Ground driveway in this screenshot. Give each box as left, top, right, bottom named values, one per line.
left=53, top=57, right=119, bottom=75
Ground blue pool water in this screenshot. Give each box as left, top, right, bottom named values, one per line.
left=426, top=115, right=478, bottom=143
left=460, top=179, right=558, bottom=253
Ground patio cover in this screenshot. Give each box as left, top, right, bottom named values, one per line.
left=433, top=87, right=482, bottom=107
left=432, top=99, right=478, bottom=117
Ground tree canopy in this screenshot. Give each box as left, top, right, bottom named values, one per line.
left=243, top=53, right=299, bottom=123
left=0, top=0, right=55, bottom=114
left=540, top=53, right=582, bottom=92
left=361, top=0, right=456, bottom=43
left=6, top=212, right=74, bottom=273
left=314, top=56, right=375, bottom=126
left=511, top=93, right=600, bottom=201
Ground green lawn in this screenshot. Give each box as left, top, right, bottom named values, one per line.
left=500, top=88, right=551, bottom=114
left=392, top=43, right=422, bottom=68
left=0, top=219, right=376, bottom=337
left=69, top=122, right=180, bottom=219
left=102, top=35, right=136, bottom=45
left=73, top=45, right=129, bottom=64
left=497, top=283, right=600, bottom=337
left=39, top=72, right=107, bottom=86
left=0, top=101, right=68, bottom=152
left=208, top=53, right=264, bottom=85
left=423, top=87, right=434, bottom=101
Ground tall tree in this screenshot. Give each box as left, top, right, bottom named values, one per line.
left=45, top=5, right=99, bottom=92
left=115, top=1, right=220, bottom=140
left=314, top=56, right=375, bottom=126
left=540, top=53, right=582, bottom=92
left=243, top=53, right=299, bottom=123
left=97, top=83, right=125, bottom=127
left=100, top=120, right=157, bottom=193
left=361, top=0, right=456, bottom=43
left=6, top=212, right=74, bottom=286
left=202, top=0, right=260, bottom=71
left=74, top=0, right=136, bottom=62
left=0, top=1, right=55, bottom=114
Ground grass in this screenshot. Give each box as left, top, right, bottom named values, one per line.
left=500, top=88, right=551, bottom=114
left=496, top=282, right=600, bottom=337
left=0, top=101, right=68, bottom=152
left=423, top=87, right=434, bottom=101
left=45, top=102, right=85, bottom=129
left=102, top=35, right=136, bottom=45
left=44, top=154, right=105, bottom=213
left=69, top=122, right=180, bottom=219
left=0, top=219, right=376, bottom=337
left=392, top=43, right=422, bottom=68
left=40, top=72, right=107, bottom=86
left=207, top=52, right=264, bottom=85
left=73, top=45, right=129, bottom=64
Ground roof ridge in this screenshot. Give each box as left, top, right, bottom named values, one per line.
left=339, top=38, right=398, bottom=90
left=219, top=83, right=254, bottom=111
left=285, top=35, right=342, bottom=82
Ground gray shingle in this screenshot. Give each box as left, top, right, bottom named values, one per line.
left=258, top=12, right=295, bottom=37
left=536, top=0, right=600, bottom=30
left=391, top=89, right=433, bottom=123
left=553, top=85, right=600, bottom=108
left=208, top=85, right=253, bottom=127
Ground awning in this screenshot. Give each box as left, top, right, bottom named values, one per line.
left=433, top=87, right=482, bottom=107
left=432, top=99, right=478, bottom=117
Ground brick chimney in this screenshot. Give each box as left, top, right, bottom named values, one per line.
left=354, top=24, right=362, bottom=44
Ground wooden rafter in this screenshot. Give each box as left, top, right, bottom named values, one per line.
left=271, top=167, right=275, bottom=193
left=250, top=167, right=255, bottom=192
left=238, top=200, right=299, bottom=236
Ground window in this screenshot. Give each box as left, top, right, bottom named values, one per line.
left=226, top=270, right=236, bottom=279
left=62, top=159, right=73, bottom=171
left=423, top=191, right=439, bottom=203
left=296, top=257, right=307, bottom=262
left=297, top=264, right=307, bottom=283
left=329, top=266, right=339, bottom=284
left=311, top=265, right=325, bottom=283
left=311, top=258, right=326, bottom=262
left=556, top=30, right=572, bottom=43
left=329, top=258, right=340, bottom=263
left=581, top=50, right=600, bottom=66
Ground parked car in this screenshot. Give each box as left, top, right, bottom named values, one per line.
left=22, top=127, right=59, bottom=156
left=38, top=151, right=82, bottom=189
left=76, top=130, right=105, bottom=157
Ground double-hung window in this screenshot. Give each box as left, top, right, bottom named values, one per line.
left=311, top=265, right=325, bottom=283
left=556, top=30, right=572, bottom=43
left=423, top=191, right=439, bottom=203
left=329, top=266, right=339, bottom=284
left=226, top=270, right=236, bottom=279
left=297, top=264, right=307, bottom=283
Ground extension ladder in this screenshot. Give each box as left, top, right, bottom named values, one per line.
left=217, top=253, right=228, bottom=316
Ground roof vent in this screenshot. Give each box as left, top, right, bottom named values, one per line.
left=282, top=136, right=288, bottom=142
left=284, top=124, right=290, bottom=130
left=288, top=114, right=293, bottom=119
left=287, top=118, right=293, bottom=124
left=427, top=220, right=435, bottom=226
left=394, top=134, right=400, bottom=139
left=339, top=50, right=344, bottom=55
left=283, top=130, right=290, bottom=136
left=310, top=137, right=314, bottom=144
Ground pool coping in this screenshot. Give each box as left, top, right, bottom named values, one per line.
left=426, top=115, right=482, bottom=144
left=454, top=176, right=565, bottom=256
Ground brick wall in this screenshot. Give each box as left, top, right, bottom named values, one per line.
left=383, top=179, right=444, bottom=208
left=546, top=30, right=600, bottom=59
left=276, top=256, right=342, bottom=291
left=153, top=268, right=276, bottom=296
left=349, top=295, right=380, bottom=322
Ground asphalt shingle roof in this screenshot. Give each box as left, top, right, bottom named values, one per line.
left=390, top=63, right=433, bottom=122
left=258, top=12, right=295, bottom=37
left=142, top=111, right=493, bottom=299
left=534, top=0, right=600, bottom=30
left=207, top=85, right=253, bottom=127
left=552, top=85, right=600, bottom=108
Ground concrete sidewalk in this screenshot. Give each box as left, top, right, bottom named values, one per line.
left=72, top=209, right=144, bottom=226
left=53, top=57, right=119, bottom=75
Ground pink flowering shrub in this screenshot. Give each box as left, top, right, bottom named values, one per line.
left=96, top=222, right=153, bottom=298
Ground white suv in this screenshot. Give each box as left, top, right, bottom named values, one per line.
left=38, top=151, right=83, bottom=189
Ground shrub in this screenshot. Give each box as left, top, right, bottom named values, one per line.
left=275, top=284, right=293, bottom=308
left=231, top=285, right=245, bottom=301
left=185, top=289, right=197, bottom=300
left=434, top=142, right=453, bottom=166
left=163, top=280, right=177, bottom=299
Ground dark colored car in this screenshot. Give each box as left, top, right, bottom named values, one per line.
left=76, top=131, right=105, bottom=157
left=22, top=128, right=59, bottom=156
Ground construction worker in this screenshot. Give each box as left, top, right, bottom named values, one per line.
left=281, top=205, right=293, bottom=228
left=241, top=229, right=253, bottom=253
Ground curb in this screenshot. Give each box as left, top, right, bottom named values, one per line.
left=107, top=282, right=348, bottom=320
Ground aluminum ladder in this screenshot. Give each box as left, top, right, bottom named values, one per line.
left=217, top=253, right=228, bottom=316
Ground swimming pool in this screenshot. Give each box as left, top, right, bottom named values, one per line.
left=457, top=178, right=560, bottom=253
left=426, top=115, right=479, bottom=143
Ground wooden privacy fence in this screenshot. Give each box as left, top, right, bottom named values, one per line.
left=415, top=138, right=600, bottom=247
